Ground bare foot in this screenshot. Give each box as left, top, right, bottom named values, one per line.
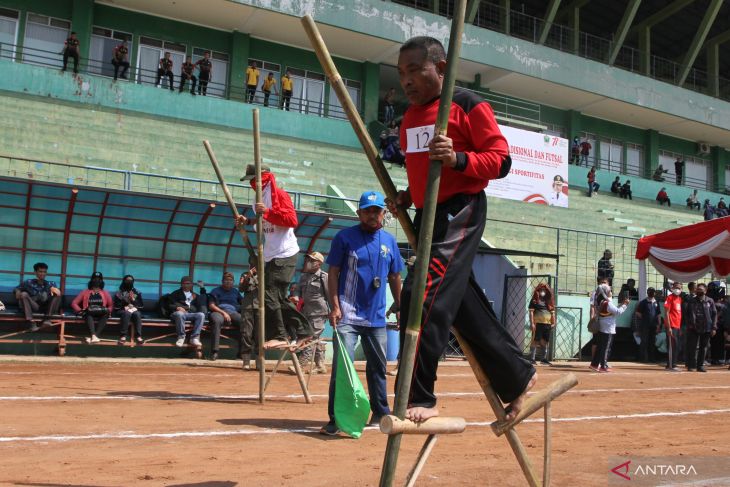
left=405, top=406, right=439, bottom=423
left=263, top=339, right=289, bottom=350
left=504, top=372, right=537, bottom=422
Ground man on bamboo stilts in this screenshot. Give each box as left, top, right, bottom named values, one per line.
left=390, top=36, right=537, bottom=423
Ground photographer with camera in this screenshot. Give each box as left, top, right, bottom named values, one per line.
left=71, top=272, right=113, bottom=344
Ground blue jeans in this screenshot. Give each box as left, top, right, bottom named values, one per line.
left=327, top=324, right=390, bottom=422
left=171, top=311, right=205, bottom=339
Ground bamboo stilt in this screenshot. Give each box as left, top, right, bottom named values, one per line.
left=253, top=109, right=266, bottom=404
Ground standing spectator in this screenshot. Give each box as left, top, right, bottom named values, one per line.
left=195, top=51, right=212, bottom=96
left=294, top=252, right=330, bottom=374
left=245, top=60, right=260, bottom=103
left=155, top=52, right=174, bottom=90
left=236, top=165, right=312, bottom=349
left=710, top=294, right=727, bottom=365
left=383, top=87, right=396, bottom=124
left=261, top=72, right=278, bottom=107
left=570, top=137, right=580, bottom=165
left=620, top=180, right=632, bottom=200
left=656, top=187, right=671, bottom=207
left=664, top=281, right=683, bottom=371
left=686, top=189, right=701, bottom=210
left=113, top=274, right=144, bottom=345
left=61, top=31, right=80, bottom=74
left=207, top=272, right=244, bottom=361
left=653, top=164, right=668, bottom=182
left=685, top=283, right=717, bottom=372
left=14, top=262, right=61, bottom=331
left=71, top=272, right=113, bottom=344
left=716, top=197, right=728, bottom=217
left=590, top=283, right=628, bottom=372
left=597, top=249, right=614, bottom=287
left=703, top=199, right=716, bottom=220
left=635, top=287, right=660, bottom=363
left=579, top=137, right=592, bottom=166
left=179, top=56, right=197, bottom=95
left=547, top=175, right=568, bottom=207
left=166, top=276, right=206, bottom=348
left=528, top=283, right=555, bottom=365
left=281, top=70, right=293, bottom=111
left=587, top=167, right=599, bottom=197
left=588, top=278, right=609, bottom=362
left=391, top=36, right=535, bottom=424
left=111, top=39, right=129, bottom=81
left=319, top=190, right=402, bottom=435
left=610, top=176, right=621, bottom=195
left=674, top=157, right=684, bottom=185
left=238, top=268, right=258, bottom=370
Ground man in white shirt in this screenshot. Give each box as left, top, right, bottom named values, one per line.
left=547, top=174, right=568, bottom=208
left=237, top=165, right=312, bottom=349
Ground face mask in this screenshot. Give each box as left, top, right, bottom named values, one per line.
left=538, top=291, right=546, bottom=298
left=123, top=280, right=133, bottom=287
left=672, top=289, right=681, bottom=296
left=91, top=279, right=102, bottom=288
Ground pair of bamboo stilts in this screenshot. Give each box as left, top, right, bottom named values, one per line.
left=204, top=114, right=311, bottom=405
left=300, top=9, right=578, bottom=487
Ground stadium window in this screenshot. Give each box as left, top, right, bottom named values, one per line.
left=625, top=143, right=644, bottom=178
left=248, top=58, right=280, bottom=105
left=542, top=123, right=565, bottom=138
left=0, top=7, right=19, bottom=61
left=328, top=78, right=361, bottom=119
left=598, top=137, right=624, bottom=174
left=137, top=36, right=186, bottom=87
left=658, top=150, right=711, bottom=190
left=193, top=48, right=229, bottom=98
left=89, top=27, right=132, bottom=77
left=580, top=131, right=598, bottom=167
left=283, top=67, right=326, bottom=116
left=23, top=13, right=71, bottom=69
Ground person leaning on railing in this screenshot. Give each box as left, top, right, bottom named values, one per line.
left=111, top=40, right=130, bottom=81
left=61, top=31, right=80, bottom=74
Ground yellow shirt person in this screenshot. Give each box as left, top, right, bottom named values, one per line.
left=262, top=75, right=277, bottom=93
left=281, top=74, right=293, bottom=92
left=245, top=64, right=259, bottom=87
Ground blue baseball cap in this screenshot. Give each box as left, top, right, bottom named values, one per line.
left=358, top=191, right=385, bottom=209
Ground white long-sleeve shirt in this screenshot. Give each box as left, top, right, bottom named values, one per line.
left=598, top=300, right=628, bottom=334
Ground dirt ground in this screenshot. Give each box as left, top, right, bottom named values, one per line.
left=0, top=357, right=728, bottom=487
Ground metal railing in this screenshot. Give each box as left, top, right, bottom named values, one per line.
left=0, top=154, right=359, bottom=217
left=388, top=1, right=730, bottom=103
left=0, top=42, right=362, bottom=120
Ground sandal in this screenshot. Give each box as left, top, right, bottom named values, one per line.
left=118, top=337, right=127, bottom=346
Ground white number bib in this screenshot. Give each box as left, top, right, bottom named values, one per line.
left=405, top=125, right=435, bottom=153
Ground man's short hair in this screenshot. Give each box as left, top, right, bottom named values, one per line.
left=33, top=262, right=48, bottom=271
left=222, top=272, right=234, bottom=281
left=400, top=36, right=446, bottom=64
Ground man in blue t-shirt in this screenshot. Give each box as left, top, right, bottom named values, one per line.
left=320, top=191, right=403, bottom=436
left=207, top=272, right=244, bottom=361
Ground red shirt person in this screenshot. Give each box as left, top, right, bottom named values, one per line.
left=391, top=36, right=535, bottom=424
left=664, top=282, right=683, bottom=370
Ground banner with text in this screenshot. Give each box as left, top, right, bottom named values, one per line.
left=486, top=126, right=570, bottom=208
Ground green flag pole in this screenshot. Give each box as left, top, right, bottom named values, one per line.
left=379, top=2, right=468, bottom=485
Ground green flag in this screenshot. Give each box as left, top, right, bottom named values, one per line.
left=333, top=330, right=370, bottom=438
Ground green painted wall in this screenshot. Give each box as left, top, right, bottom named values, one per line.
left=0, top=58, right=361, bottom=148
left=2, top=0, right=72, bottom=19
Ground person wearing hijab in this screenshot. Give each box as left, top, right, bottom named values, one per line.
left=590, top=283, right=629, bottom=372
left=113, top=274, right=145, bottom=345
left=528, top=283, right=556, bottom=365
left=71, top=272, right=113, bottom=344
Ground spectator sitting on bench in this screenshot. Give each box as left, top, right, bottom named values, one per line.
left=717, top=197, right=728, bottom=217
left=686, top=189, right=701, bottom=210
left=207, top=272, right=244, bottom=361
left=620, top=180, right=632, bottom=200
left=656, top=187, right=671, bottom=207
left=703, top=199, right=716, bottom=221
left=14, top=262, right=62, bottom=332
left=610, top=176, right=621, bottom=195
left=167, top=276, right=206, bottom=348
left=71, top=272, right=113, bottom=344
left=113, top=274, right=144, bottom=346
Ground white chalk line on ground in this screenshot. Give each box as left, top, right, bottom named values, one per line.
left=1, top=408, right=728, bottom=444
left=1, top=385, right=728, bottom=402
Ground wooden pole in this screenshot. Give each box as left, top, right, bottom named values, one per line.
left=203, top=140, right=256, bottom=257
left=379, top=2, right=468, bottom=485
left=404, top=435, right=438, bottom=487
left=252, top=110, right=266, bottom=404
left=380, top=415, right=466, bottom=435
left=300, top=15, right=416, bottom=248
left=543, top=401, right=552, bottom=487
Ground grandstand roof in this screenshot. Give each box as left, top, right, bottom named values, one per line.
left=0, top=177, right=357, bottom=296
